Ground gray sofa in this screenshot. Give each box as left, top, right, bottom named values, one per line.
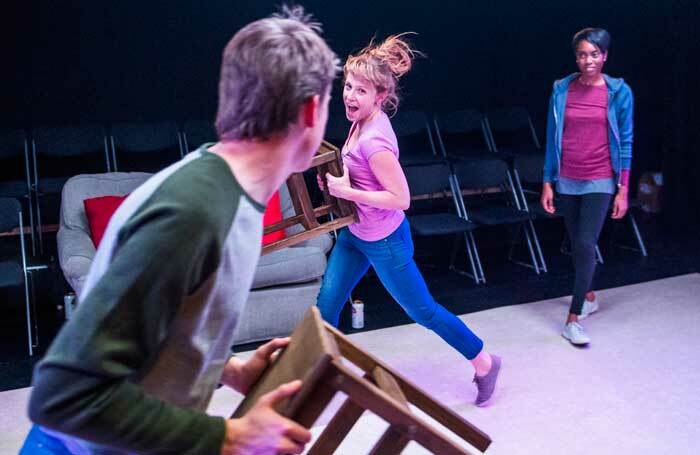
left=57, top=172, right=332, bottom=345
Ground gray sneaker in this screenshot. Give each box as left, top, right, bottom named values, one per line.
left=562, top=322, right=590, bottom=345
left=473, top=355, right=501, bottom=406
left=579, top=297, right=599, bottom=320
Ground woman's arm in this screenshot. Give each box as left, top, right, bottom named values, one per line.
left=326, top=150, right=410, bottom=210
left=542, top=90, right=558, bottom=184
left=617, top=84, right=634, bottom=188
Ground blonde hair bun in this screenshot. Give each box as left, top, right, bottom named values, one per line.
left=344, top=32, right=421, bottom=116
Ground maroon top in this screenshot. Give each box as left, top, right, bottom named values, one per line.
left=560, top=80, right=630, bottom=187
left=561, top=80, right=612, bottom=180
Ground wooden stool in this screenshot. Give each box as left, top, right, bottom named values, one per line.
left=262, top=140, right=357, bottom=255
left=232, top=307, right=492, bottom=454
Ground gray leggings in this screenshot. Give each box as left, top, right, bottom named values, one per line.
left=557, top=192, right=612, bottom=315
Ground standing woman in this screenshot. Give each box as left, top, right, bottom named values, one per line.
left=541, top=28, right=633, bottom=345
left=317, top=35, right=501, bottom=406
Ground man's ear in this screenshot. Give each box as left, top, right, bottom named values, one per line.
left=302, top=95, right=321, bottom=128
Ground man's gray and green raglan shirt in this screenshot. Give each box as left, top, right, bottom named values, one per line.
left=28, top=145, right=265, bottom=454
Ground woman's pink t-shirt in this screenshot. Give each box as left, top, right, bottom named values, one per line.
left=342, top=112, right=405, bottom=241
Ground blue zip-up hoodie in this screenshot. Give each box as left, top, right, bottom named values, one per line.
left=543, top=73, right=634, bottom=186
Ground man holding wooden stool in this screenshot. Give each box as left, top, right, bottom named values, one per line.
left=22, top=6, right=339, bottom=455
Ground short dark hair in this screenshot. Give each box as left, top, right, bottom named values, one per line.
left=572, top=28, right=611, bottom=54
left=215, top=5, right=339, bottom=141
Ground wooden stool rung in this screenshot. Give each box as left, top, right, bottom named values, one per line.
left=261, top=140, right=357, bottom=255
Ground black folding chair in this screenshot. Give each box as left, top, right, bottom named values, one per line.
left=0, top=197, right=37, bottom=355
left=0, top=130, right=36, bottom=254
left=433, top=109, right=492, bottom=159
left=484, top=106, right=541, bottom=157
left=403, top=162, right=484, bottom=284
left=512, top=152, right=605, bottom=265
left=392, top=110, right=442, bottom=166
left=607, top=198, right=648, bottom=257
left=32, top=124, right=111, bottom=250
left=451, top=154, right=547, bottom=275
left=110, top=121, right=184, bottom=173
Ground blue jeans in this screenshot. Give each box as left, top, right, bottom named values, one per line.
left=317, top=218, right=484, bottom=360
left=20, top=425, right=72, bottom=454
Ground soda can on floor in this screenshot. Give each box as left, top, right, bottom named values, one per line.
left=351, top=299, right=364, bottom=329
left=64, top=293, right=76, bottom=320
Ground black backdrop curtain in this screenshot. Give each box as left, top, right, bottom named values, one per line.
left=663, top=0, right=700, bottom=229
left=4, top=0, right=700, bottom=227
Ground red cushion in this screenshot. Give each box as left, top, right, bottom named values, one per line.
left=83, top=191, right=285, bottom=248
left=83, top=195, right=129, bottom=248
left=262, top=191, right=286, bottom=246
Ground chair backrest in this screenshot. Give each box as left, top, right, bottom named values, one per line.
left=0, top=130, right=28, bottom=160
left=452, top=155, right=510, bottom=190
left=392, top=110, right=440, bottom=166
left=182, top=119, right=217, bottom=153
left=0, top=130, right=31, bottom=190
left=110, top=121, right=183, bottom=173
left=513, top=152, right=545, bottom=185
left=0, top=197, right=21, bottom=232
left=32, top=125, right=111, bottom=181
left=33, top=125, right=108, bottom=157
left=111, top=121, right=181, bottom=153
left=393, top=110, right=429, bottom=137
left=485, top=107, right=541, bottom=153
left=434, top=109, right=492, bottom=158
left=403, top=162, right=454, bottom=198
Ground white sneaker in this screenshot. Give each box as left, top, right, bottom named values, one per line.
left=562, top=322, right=591, bottom=345
left=579, top=297, right=599, bottom=320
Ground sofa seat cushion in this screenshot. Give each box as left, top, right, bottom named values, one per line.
left=251, top=246, right=327, bottom=290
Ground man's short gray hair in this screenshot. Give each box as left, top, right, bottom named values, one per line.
left=215, top=6, right=339, bottom=141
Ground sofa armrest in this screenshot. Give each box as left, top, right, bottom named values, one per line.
left=57, top=226, right=96, bottom=295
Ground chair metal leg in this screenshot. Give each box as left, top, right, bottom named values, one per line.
left=463, top=232, right=483, bottom=284
left=23, top=139, right=37, bottom=256
left=30, top=140, right=45, bottom=255
left=19, top=212, right=33, bottom=356
left=23, top=273, right=33, bottom=357
left=630, top=212, right=648, bottom=256
left=522, top=223, right=541, bottom=274
left=448, top=233, right=480, bottom=285
left=528, top=219, right=548, bottom=273
left=508, top=223, right=540, bottom=274
left=618, top=211, right=648, bottom=257
left=512, top=169, right=530, bottom=213
left=595, top=245, right=604, bottom=264
left=469, top=232, right=486, bottom=284
left=26, top=193, right=37, bottom=256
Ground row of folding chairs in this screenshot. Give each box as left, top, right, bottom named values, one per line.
left=372, top=109, right=547, bottom=284
left=0, top=120, right=218, bottom=253
left=336, top=107, right=646, bottom=283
